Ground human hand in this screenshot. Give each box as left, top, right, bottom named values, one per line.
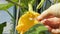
left=37, top=3, right=60, bottom=34
left=37, top=3, right=60, bottom=21
left=41, top=16, right=60, bottom=34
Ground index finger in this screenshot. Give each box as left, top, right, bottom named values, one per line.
left=37, top=10, right=49, bottom=21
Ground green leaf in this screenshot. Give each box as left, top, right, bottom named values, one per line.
left=0, top=0, right=18, bottom=10
left=25, top=24, right=50, bottom=34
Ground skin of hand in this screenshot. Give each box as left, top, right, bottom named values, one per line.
left=41, top=17, right=60, bottom=34
left=37, top=3, right=60, bottom=34
left=37, top=3, right=60, bottom=21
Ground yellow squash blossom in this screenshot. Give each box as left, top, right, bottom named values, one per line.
left=16, top=3, right=40, bottom=34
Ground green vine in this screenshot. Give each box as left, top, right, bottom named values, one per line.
left=36, top=0, right=45, bottom=9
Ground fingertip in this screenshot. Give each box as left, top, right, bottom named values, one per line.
left=37, top=10, right=49, bottom=21
left=36, top=15, right=42, bottom=21
left=41, top=19, right=47, bottom=23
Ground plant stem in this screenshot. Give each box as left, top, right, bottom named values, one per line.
left=15, top=0, right=20, bottom=34
left=36, top=0, right=45, bottom=9
left=28, top=3, right=33, bottom=11
left=5, top=10, right=15, bottom=19
left=6, top=0, right=20, bottom=7
left=6, top=0, right=27, bottom=9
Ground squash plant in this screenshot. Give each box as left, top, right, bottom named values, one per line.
left=0, top=0, right=60, bottom=34
left=16, top=3, right=40, bottom=34
left=16, top=0, right=48, bottom=34
left=0, top=0, right=47, bottom=34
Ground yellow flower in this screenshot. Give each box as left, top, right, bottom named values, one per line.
left=16, top=11, right=40, bottom=34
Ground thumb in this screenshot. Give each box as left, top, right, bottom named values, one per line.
left=37, top=10, right=50, bottom=21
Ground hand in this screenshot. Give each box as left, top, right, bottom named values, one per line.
left=37, top=3, right=60, bottom=21
left=41, top=17, right=60, bottom=34
left=37, top=3, right=60, bottom=34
